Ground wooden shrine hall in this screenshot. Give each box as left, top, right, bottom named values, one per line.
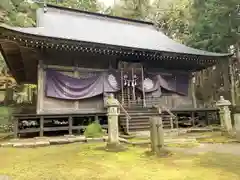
left=0, top=4, right=232, bottom=137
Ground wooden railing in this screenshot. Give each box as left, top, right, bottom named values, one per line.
left=118, top=101, right=131, bottom=134
left=153, top=104, right=177, bottom=129
left=13, top=113, right=107, bottom=138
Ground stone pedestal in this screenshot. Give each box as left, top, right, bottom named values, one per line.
left=150, top=110, right=169, bottom=156
left=234, top=113, right=240, bottom=141
left=105, top=94, right=125, bottom=151
left=216, top=96, right=232, bottom=133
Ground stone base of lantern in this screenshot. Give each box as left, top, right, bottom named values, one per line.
left=105, top=142, right=126, bottom=152
left=236, top=131, right=240, bottom=142
left=155, top=148, right=172, bottom=157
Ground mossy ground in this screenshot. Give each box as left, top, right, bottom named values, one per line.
left=193, top=132, right=237, bottom=143
left=127, top=131, right=238, bottom=148
left=1, top=143, right=240, bottom=180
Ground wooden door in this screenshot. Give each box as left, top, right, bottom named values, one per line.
left=118, top=62, right=145, bottom=109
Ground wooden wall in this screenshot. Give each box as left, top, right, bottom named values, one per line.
left=145, top=94, right=193, bottom=109
left=36, top=62, right=193, bottom=114
left=37, top=63, right=105, bottom=114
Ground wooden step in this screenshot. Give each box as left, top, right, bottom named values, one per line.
left=128, top=126, right=150, bottom=131
left=120, top=121, right=149, bottom=125
left=119, top=119, right=149, bottom=123
left=119, top=109, right=175, bottom=132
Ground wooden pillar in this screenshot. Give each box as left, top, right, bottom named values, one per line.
left=13, top=117, right=18, bottom=139
left=94, top=115, right=99, bottom=123
left=229, top=59, right=236, bottom=106
left=131, top=68, right=136, bottom=101
left=120, top=68, right=124, bottom=104
left=127, top=86, right=131, bottom=108
left=191, top=73, right=197, bottom=108
left=68, top=116, right=73, bottom=135
left=170, top=116, right=173, bottom=129
left=74, top=66, right=80, bottom=110
left=175, top=113, right=179, bottom=129
left=191, top=112, right=195, bottom=127
left=141, top=65, right=146, bottom=107
left=37, top=60, right=44, bottom=114
left=39, top=116, right=44, bottom=137
left=206, top=112, right=210, bottom=126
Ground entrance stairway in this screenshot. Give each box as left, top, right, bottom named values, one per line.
left=119, top=108, right=175, bottom=133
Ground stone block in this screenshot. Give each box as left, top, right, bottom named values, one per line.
left=9, top=138, right=20, bottom=142
left=73, top=136, right=87, bottom=142
left=13, top=143, right=24, bottom=148
left=34, top=137, right=48, bottom=140
left=67, top=138, right=77, bottom=143
left=64, top=135, right=75, bottom=138
left=86, top=137, right=104, bottom=142
left=35, top=141, right=50, bottom=147
left=118, top=137, right=130, bottom=144
left=1, top=143, right=13, bottom=147
left=49, top=138, right=70, bottom=145
left=23, top=142, right=36, bottom=148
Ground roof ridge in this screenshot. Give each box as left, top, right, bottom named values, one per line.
left=46, top=4, right=154, bottom=26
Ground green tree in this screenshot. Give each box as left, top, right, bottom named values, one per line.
left=155, top=0, right=239, bottom=53
left=0, top=0, right=103, bottom=72
left=0, top=0, right=38, bottom=27
left=48, top=0, right=100, bottom=12
left=110, top=0, right=152, bottom=20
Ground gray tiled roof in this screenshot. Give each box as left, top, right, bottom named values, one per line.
left=1, top=5, right=231, bottom=57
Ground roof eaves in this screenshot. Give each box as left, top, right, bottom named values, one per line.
left=46, top=4, right=154, bottom=26
left=0, top=25, right=233, bottom=58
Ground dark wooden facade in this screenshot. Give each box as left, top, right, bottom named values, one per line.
left=0, top=4, right=231, bottom=135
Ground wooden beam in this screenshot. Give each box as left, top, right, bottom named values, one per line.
left=37, top=60, right=44, bottom=114
left=45, top=64, right=108, bottom=72
left=68, top=116, right=73, bottom=135
left=73, top=65, right=80, bottom=110
left=191, top=73, right=197, bottom=108
left=39, top=116, right=44, bottom=137
left=229, top=59, right=236, bottom=106
left=141, top=65, right=146, bottom=107
left=13, top=117, right=18, bottom=139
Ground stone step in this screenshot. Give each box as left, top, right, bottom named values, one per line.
left=119, top=109, right=175, bottom=132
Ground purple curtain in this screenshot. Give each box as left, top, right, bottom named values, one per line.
left=176, top=74, right=190, bottom=95
left=137, top=73, right=159, bottom=93
left=149, top=72, right=189, bottom=96
left=45, top=69, right=120, bottom=100
left=45, top=69, right=190, bottom=100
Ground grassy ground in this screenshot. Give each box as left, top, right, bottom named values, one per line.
left=195, top=132, right=237, bottom=143
left=126, top=131, right=238, bottom=148
left=1, top=143, right=240, bottom=180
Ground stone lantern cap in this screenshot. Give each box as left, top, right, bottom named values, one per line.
left=106, top=93, right=119, bottom=107
left=216, top=96, right=231, bottom=107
